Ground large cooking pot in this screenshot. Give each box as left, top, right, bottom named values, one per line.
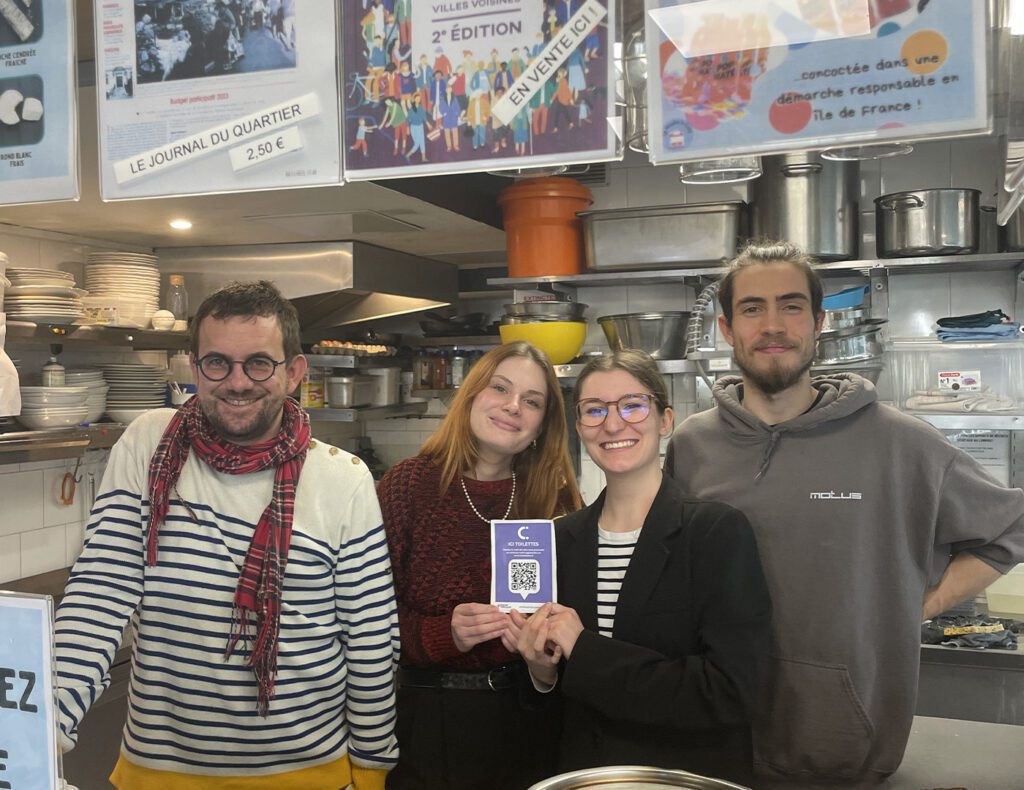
left=752, top=153, right=859, bottom=261
left=1000, top=204, right=1024, bottom=251
left=529, top=765, right=751, bottom=790
left=874, top=188, right=979, bottom=257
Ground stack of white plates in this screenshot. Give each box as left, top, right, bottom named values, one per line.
left=98, top=363, right=167, bottom=423
left=66, top=368, right=110, bottom=423
left=5, top=268, right=85, bottom=325
left=85, top=253, right=160, bottom=328
left=18, top=386, right=89, bottom=431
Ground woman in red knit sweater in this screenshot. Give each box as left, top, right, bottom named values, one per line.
left=377, top=341, right=582, bottom=790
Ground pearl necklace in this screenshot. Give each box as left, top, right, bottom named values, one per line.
left=461, top=471, right=516, bottom=523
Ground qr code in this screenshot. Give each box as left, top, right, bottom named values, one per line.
left=508, top=559, right=540, bottom=597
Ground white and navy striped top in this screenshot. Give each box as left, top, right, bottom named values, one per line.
left=53, top=409, right=400, bottom=779
left=596, top=525, right=641, bottom=637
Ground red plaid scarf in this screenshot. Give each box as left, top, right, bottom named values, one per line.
left=145, top=396, right=311, bottom=716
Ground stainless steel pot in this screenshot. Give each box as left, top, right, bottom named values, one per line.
left=816, top=326, right=884, bottom=365
left=598, top=311, right=691, bottom=359
left=821, top=307, right=867, bottom=332
left=980, top=205, right=1000, bottom=254
left=752, top=153, right=859, bottom=261
left=874, top=188, right=980, bottom=257
left=528, top=766, right=751, bottom=790
left=1000, top=204, right=1024, bottom=251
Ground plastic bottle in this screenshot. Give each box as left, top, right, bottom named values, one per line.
left=42, top=354, right=65, bottom=387
left=165, top=275, right=189, bottom=322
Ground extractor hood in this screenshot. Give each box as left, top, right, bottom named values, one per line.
left=156, top=241, right=457, bottom=331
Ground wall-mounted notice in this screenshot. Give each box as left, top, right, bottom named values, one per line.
left=95, top=0, right=340, bottom=200
left=0, top=592, right=60, bottom=790
left=342, top=0, right=619, bottom=180
left=0, top=0, right=78, bottom=205
left=645, top=0, right=989, bottom=164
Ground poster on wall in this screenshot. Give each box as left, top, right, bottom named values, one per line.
left=0, top=0, right=79, bottom=205
left=341, top=0, right=620, bottom=181
left=645, top=0, right=989, bottom=164
left=94, top=0, right=341, bottom=201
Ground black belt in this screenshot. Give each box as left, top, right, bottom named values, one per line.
left=399, top=663, right=519, bottom=692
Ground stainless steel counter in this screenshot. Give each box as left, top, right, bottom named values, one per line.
left=891, top=716, right=1024, bottom=789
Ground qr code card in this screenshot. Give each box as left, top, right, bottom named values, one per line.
left=490, top=520, right=556, bottom=613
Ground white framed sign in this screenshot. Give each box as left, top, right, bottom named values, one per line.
left=94, top=0, right=341, bottom=200
left=645, top=0, right=990, bottom=164
left=341, top=0, right=620, bottom=180
left=0, top=0, right=79, bottom=205
left=0, top=592, right=61, bottom=790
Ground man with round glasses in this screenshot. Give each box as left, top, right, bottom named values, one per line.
left=54, top=281, right=399, bottom=789
left=666, top=241, right=1024, bottom=789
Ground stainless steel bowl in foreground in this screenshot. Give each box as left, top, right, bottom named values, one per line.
left=598, top=312, right=691, bottom=359
left=528, top=765, right=752, bottom=790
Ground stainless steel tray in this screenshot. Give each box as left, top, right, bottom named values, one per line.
left=579, top=201, right=749, bottom=271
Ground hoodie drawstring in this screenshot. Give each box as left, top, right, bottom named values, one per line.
left=755, top=430, right=782, bottom=480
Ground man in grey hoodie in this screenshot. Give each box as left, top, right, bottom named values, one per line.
left=665, top=241, right=1024, bottom=789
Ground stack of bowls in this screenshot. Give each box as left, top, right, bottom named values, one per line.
left=498, top=301, right=588, bottom=364
left=18, top=386, right=89, bottom=431
left=65, top=368, right=109, bottom=423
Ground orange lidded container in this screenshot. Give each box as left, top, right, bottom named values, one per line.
left=497, top=177, right=593, bottom=277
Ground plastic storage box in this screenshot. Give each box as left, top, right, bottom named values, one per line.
left=887, top=341, right=1024, bottom=413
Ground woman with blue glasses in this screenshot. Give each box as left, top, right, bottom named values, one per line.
left=515, top=349, right=771, bottom=786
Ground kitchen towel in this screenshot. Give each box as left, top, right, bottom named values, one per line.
left=936, top=323, right=1022, bottom=342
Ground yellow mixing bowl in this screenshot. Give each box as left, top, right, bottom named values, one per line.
left=498, top=321, right=587, bottom=365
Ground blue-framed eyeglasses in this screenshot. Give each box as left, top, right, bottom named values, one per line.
left=576, top=393, right=656, bottom=427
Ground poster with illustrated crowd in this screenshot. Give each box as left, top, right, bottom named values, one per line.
left=341, top=0, right=619, bottom=180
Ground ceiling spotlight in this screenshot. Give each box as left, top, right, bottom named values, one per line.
left=169, top=218, right=193, bottom=230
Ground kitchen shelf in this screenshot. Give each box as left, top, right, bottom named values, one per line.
left=553, top=358, right=718, bottom=379
left=486, top=253, right=1024, bottom=290
left=305, top=354, right=404, bottom=369
left=4, top=321, right=190, bottom=351
left=303, top=403, right=428, bottom=422
left=405, top=335, right=501, bottom=347
left=912, top=414, right=1024, bottom=431
left=411, top=389, right=458, bottom=398
left=0, top=423, right=125, bottom=464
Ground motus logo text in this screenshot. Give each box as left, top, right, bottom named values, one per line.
left=809, top=491, right=863, bottom=500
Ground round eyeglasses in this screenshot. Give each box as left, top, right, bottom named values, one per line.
left=195, top=354, right=286, bottom=383
left=576, top=393, right=656, bottom=427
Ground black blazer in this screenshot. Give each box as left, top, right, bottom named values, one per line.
left=554, top=475, right=771, bottom=785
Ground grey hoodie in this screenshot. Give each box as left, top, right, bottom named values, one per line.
left=665, top=373, right=1024, bottom=788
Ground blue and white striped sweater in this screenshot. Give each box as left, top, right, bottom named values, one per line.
left=54, top=409, right=400, bottom=778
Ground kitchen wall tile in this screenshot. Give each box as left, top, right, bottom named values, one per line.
left=886, top=273, right=951, bottom=338
left=626, top=283, right=689, bottom=313
left=589, top=179, right=629, bottom=211
left=880, top=142, right=951, bottom=194
left=19, top=458, right=67, bottom=472
left=948, top=270, right=1017, bottom=316
left=681, top=180, right=750, bottom=205
left=377, top=444, right=421, bottom=469
left=370, top=431, right=402, bottom=446
left=43, top=465, right=78, bottom=528
left=626, top=163, right=686, bottom=208
left=0, top=534, right=19, bottom=584
left=0, top=461, right=19, bottom=474
left=65, top=521, right=86, bottom=568
left=0, top=232, right=41, bottom=268
left=20, top=525, right=67, bottom=577
left=949, top=136, right=1001, bottom=200
left=0, top=469, right=44, bottom=538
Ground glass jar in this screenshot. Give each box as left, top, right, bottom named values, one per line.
left=165, top=274, right=189, bottom=322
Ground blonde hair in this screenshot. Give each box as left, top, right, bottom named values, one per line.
left=420, top=342, right=582, bottom=517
